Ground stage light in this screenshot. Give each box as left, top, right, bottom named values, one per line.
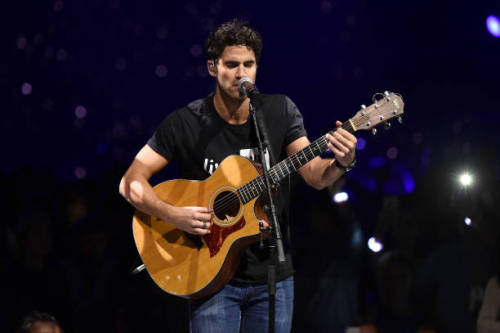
left=53, top=0, right=64, bottom=12
left=74, top=166, right=87, bottom=179
left=368, top=156, right=386, bottom=168
left=386, top=146, right=398, bottom=160
left=356, top=137, right=366, bottom=150
left=75, top=105, right=87, bottom=119
left=464, top=217, right=472, bottom=226
left=21, top=82, right=32, bottom=95
left=56, top=49, right=68, bottom=61
left=155, top=64, right=168, bottom=78
left=17, top=36, right=27, bottom=50
left=367, top=237, right=383, bottom=253
left=333, top=191, right=349, bottom=203
left=459, top=173, right=473, bottom=187
left=486, top=15, right=500, bottom=37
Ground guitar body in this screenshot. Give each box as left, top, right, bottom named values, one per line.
left=132, top=155, right=267, bottom=299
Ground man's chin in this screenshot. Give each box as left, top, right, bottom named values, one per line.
left=227, top=91, right=247, bottom=101
left=218, top=86, right=248, bottom=101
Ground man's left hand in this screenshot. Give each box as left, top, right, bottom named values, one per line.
left=325, top=120, right=357, bottom=168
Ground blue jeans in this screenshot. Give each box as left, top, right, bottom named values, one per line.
left=189, top=277, right=294, bottom=333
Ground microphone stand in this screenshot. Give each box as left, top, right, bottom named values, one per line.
left=248, top=98, right=286, bottom=333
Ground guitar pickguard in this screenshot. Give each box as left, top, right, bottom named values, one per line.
left=202, top=217, right=246, bottom=257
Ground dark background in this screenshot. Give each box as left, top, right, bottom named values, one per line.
left=1, top=1, right=500, bottom=332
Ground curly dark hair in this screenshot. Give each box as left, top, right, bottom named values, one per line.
left=17, top=311, right=63, bottom=333
left=205, top=19, right=263, bottom=63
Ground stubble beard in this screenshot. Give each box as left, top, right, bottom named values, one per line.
left=217, top=80, right=246, bottom=103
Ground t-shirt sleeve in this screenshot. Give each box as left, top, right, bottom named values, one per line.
left=146, top=111, right=182, bottom=162
left=283, top=96, right=307, bottom=146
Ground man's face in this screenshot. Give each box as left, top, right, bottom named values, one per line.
left=209, top=45, right=257, bottom=100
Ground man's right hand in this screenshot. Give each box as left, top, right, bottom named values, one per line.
left=165, top=206, right=213, bottom=235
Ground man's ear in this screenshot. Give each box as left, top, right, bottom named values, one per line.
left=207, top=60, right=217, bottom=77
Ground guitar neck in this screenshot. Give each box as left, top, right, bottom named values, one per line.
left=237, top=120, right=355, bottom=203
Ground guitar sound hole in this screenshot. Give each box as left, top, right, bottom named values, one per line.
left=213, top=190, right=240, bottom=221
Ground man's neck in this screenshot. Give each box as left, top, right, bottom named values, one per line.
left=213, top=88, right=250, bottom=125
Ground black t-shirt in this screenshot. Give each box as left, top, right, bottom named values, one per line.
left=147, top=94, right=307, bottom=284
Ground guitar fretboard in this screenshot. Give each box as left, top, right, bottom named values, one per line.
left=237, top=120, right=355, bottom=203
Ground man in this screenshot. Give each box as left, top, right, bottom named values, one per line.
left=119, top=19, right=357, bottom=332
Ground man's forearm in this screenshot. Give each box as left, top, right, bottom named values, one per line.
left=301, top=157, right=345, bottom=190
left=119, top=174, right=173, bottom=222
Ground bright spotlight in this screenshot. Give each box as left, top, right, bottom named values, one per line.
left=486, top=15, right=500, bottom=37
left=333, top=192, right=349, bottom=203
left=367, top=237, right=383, bottom=253
left=464, top=217, right=472, bottom=226
left=459, top=173, right=473, bottom=187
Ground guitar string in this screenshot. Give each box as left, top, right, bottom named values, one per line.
left=212, top=121, right=355, bottom=216
left=211, top=147, right=316, bottom=215
left=213, top=135, right=349, bottom=215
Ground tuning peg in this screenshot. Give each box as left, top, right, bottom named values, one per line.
left=371, top=128, right=377, bottom=135
left=361, top=104, right=366, bottom=109
left=384, top=122, right=391, bottom=130
left=398, top=117, right=403, bottom=124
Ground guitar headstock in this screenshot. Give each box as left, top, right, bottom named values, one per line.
left=349, top=91, right=404, bottom=134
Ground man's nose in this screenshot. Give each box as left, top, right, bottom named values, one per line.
left=236, top=65, right=247, bottom=78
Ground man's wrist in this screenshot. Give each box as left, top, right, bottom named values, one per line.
left=333, top=158, right=356, bottom=173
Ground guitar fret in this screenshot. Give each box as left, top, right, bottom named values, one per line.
left=253, top=182, right=259, bottom=196
left=271, top=170, right=278, bottom=184
left=238, top=124, right=339, bottom=202
left=292, top=155, right=300, bottom=169
left=244, top=188, right=250, bottom=203
left=237, top=188, right=245, bottom=203
left=282, top=160, right=290, bottom=175
left=278, top=162, right=285, bottom=178
left=306, top=146, right=314, bottom=159
left=248, top=184, right=255, bottom=198
left=300, top=150, right=307, bottom=164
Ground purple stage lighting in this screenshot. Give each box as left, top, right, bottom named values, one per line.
left=155, top=65, right=168, bottom=78
left=486, top=15, right=500, bottom=37
left=21, top=82, right=32, bottom=95
left=356, top=137, right=366, bottom=150
left=74, top=166, right=87, bottom=179
left=386, top=147, right=398, bottom=160
left=75, top=105, right=87, bottom=119
left=54, top=0, right=64, bottom=12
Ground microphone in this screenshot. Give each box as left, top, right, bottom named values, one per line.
left=238, top=77, right=259, bottom=99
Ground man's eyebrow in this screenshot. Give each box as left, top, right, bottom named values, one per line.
left=224, top=60, right=256, bottom=65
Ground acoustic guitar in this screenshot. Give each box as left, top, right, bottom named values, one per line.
left=133, top=91, right=405, bottom=299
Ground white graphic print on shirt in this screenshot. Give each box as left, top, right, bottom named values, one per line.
left=202, top=147, right=270, bottom=175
